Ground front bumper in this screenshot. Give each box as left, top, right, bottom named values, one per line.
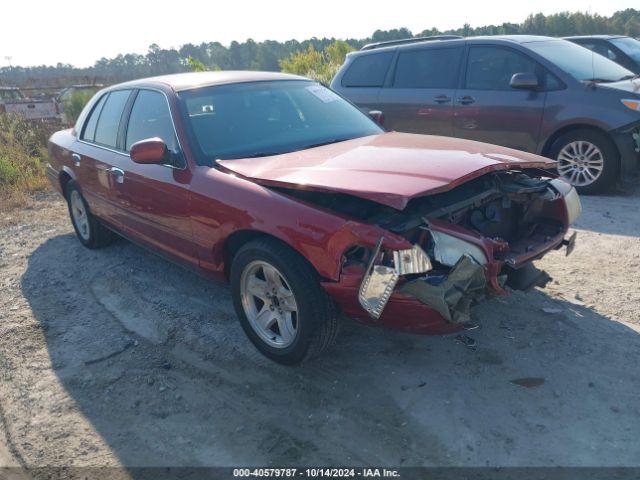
left=321, top=267, right=467, bottom=335
left=324, top=230, right=575, bottom=334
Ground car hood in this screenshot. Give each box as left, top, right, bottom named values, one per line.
left=216, top=132, right=556, bottom=210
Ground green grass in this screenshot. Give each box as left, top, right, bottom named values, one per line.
left=0, top=113, right=58, bottom=210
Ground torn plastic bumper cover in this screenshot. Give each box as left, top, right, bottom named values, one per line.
left=399, top=255, right=486, bottom=324
left=357, top=237, right=486, bottom=323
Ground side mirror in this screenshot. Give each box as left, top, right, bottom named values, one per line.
left=510, top=72, right=539, bottom=90
left=368, top=110, right=385, bottom=126
left=130, top=137, right=168, bottom=164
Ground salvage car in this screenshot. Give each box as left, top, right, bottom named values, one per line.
left=47, top=72, right=581, bottom=364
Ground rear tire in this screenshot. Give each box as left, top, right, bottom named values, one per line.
left=549, top=129, right=619, bottom=194
left=65, top=181, right=114, bottom=249
left=230, top=238, right=339, bottom=364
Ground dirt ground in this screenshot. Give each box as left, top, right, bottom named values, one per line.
left=0, top=188, right=639, bottom=474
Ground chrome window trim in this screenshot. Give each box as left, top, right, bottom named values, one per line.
left=77, top=87, right=187, bottom=171
left=77, top=138, right=129, bottom=157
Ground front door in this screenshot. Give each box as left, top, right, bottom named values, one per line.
left=118, top=89, right=197, bottom=267
left=377, top=46, right=463, bottom=136
left=453, top=46, right=546, bottom=153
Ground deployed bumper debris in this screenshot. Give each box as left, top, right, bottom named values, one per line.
left=399, top=255, right=486, bottom=324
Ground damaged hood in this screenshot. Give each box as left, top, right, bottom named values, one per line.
left=217, top=132, right=555, bottom=210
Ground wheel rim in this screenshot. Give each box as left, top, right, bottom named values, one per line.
left=240, top=260, right=298, bottom=349
left=556, top=140, right=604, bottom=187
left=70, top=190, right=90, bottom=241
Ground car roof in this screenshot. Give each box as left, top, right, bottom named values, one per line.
left=564, top=35, right=627, bottom=40
left=111, top=71, right=310, bottom=92
left=349, top=35, right=562, bottom=55
left=466, top=35, right=557, bottom=44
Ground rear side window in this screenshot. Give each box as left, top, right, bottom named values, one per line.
left=342, top=52, right=393, bottom=87
left=81, top=94, right=107, bottom=142
left=465, top=47, right=537, bottom=90
left=125, top=90, right=178, bottom=152
left=94, top=90, right=132, bottom=148
left=393, top=47, right=463, bottom=88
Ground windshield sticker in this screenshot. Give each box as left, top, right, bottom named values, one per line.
left=306, top=85, right=339, bottom=103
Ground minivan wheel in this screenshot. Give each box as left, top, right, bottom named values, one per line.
left=230, top=238, right=339, bottom=364
left=65, top=181, right=114, bottom=248
left=549, top=129, right=619, bottom=194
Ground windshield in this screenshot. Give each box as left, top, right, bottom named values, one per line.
left=178, top=80, right=382, bottom=163
left=610, top=37, right=640, bottom=63
left=528, top=40, right=633, bottom=82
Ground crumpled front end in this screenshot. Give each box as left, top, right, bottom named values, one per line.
left=322, top=171, right=581, bottom=332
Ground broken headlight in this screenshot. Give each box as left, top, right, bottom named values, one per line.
left=358, top=239, right=432, bottom=319
left=430, top=230, right=488, bottom=267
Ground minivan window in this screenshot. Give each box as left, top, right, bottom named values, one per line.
left=465, top=47, right=537, bottom=90
left=580, top=42, right=619, bottom=61
left=94, top=90, right=131, bottom=148
left=81, top=94, right=107, bottom=142
left=528, top=40, right=633, bottom=82
left=125, top=90, right=178, bottom=152
left=610, top=37, right=640, bottom=63
left=394, top=47, right=463, bottom=88
left=342, top=52, right=393, bottom=87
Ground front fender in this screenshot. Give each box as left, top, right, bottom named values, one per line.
left=190, top=166, right=411, bottom=282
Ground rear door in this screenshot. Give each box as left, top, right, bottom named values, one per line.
left=75, top=89, right=133, bottom=229
left=118, top=89, right=197, bottom=266
left=377, top=45, right=463, bottom=136
left=453, top=45, right=546, bottom=153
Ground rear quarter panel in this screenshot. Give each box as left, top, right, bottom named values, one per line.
left=47, top=129, right=78, bottom=195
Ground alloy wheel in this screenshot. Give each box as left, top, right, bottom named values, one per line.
left=70, top=190, right=90, bottom=241
left=240, top=260, right=299, bottom=348
left=556, top=140, right=604, bottom=187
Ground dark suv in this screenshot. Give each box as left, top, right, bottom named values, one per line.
left=565, top=35, right=640, bottom=74
left=331, top=36, right=640, bottom=193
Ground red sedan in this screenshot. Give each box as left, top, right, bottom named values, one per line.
left=47, top=72, right=581, bottom=364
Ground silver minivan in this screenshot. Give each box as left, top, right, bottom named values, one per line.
left=332, top=35, right=640, bottom=193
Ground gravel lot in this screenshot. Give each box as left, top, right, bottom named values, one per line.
left=0, top=188, right=639, bottom=473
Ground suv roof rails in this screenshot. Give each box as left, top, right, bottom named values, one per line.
left=360, top=35, right=463, bottom=51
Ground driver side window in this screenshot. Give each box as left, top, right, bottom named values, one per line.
left=125, top=90, right=178, bottom=152
left=465, top=46, right=537, bottom=90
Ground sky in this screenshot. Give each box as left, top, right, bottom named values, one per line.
left=0, top=0, right=637, bottom=67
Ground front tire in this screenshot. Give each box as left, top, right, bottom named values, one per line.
left=549, top=129, right=619, bottom=194
left=230, top=238, right=338, bottom=364
left=65, top=181, right=114, bottom=249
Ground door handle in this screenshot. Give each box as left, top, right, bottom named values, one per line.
left=110, top=167, right=125, bottom=184
left=71, top=153, right=81, bottom=167
left=457, top=96, right=476, bottom=105
left=433, top=95, right=451, bottom=104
